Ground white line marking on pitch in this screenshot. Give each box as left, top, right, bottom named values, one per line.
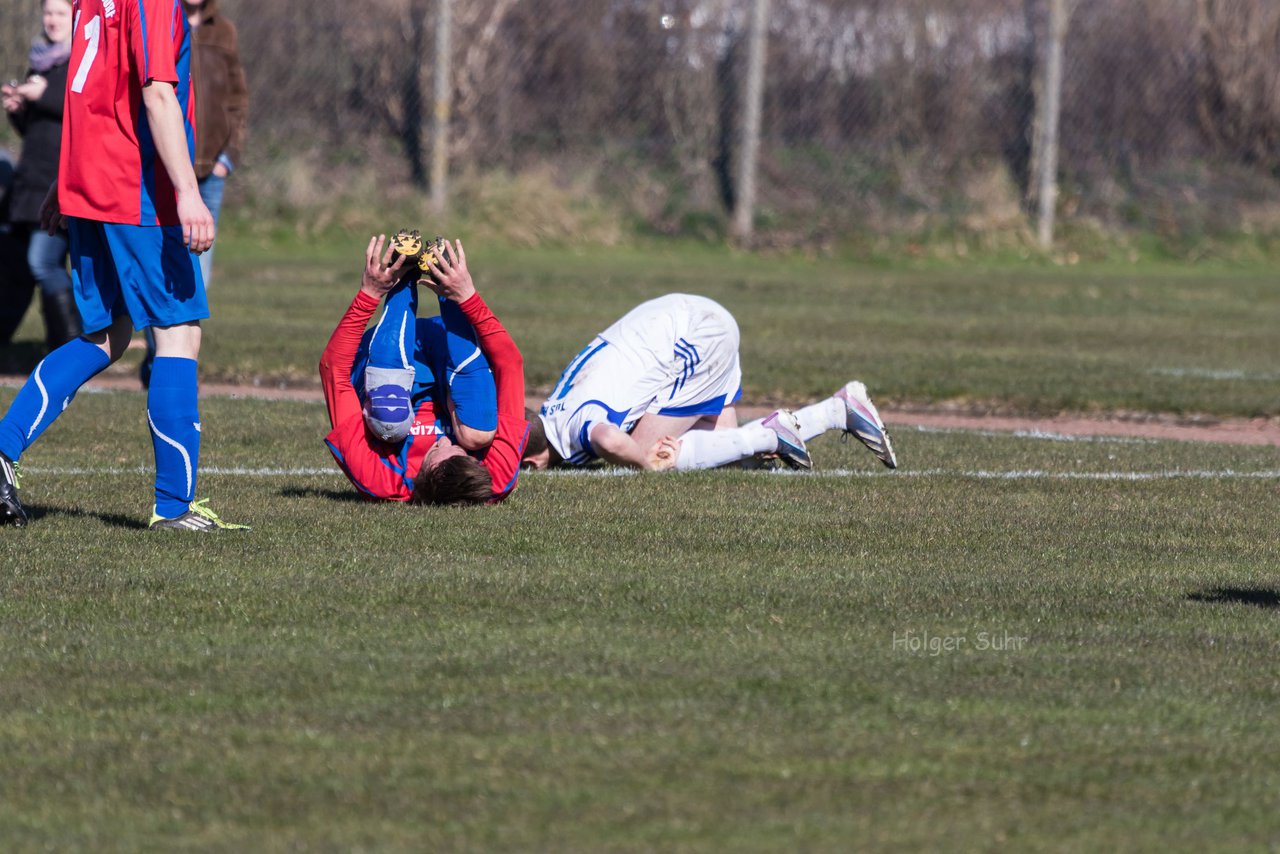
left=911, top=425, right=1156, bottom=445
left=1149, top=367, right=1279, bottom=382
left=21, top=466, right=1279, bottom=482
left=539, top=468, right=1280, bottom=481
left=796, top=468, right=1280, bottom=480
left=24, top=466, right=337, bottom=477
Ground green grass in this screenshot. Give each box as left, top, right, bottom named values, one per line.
left=225, top=243, right=1280, bottom=417
left=1, top=387, right=1279, bottom=850
left=1, top=240, right=1279, bottom=849
left=6, top=238, right=1276, bottom=416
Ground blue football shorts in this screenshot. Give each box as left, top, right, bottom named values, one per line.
left=69, top=218, right=209, bottom=333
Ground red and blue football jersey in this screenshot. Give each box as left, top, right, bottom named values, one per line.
left=59, top=0, right=195, bottom=226
left=321, top=289, right=530, bottom=504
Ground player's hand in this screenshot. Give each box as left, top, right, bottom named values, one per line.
left=645, top=436, right=681, bottom=471
left=421, top=238, right=476, bottom=303
left=177, top=189, right=215, bottom=253
left=38, top=182, right=65, bottom=234
left=360, top=234, right=408, bottom=300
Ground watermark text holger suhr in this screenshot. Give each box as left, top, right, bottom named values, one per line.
left=893, top=629, right=1029, bottom=656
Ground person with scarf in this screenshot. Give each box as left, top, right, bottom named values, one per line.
left=1, top=0, right=79, bottom=351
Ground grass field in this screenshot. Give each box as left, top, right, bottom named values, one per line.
left=1, top=240, right=1279, bottom=851
left=6, top=235, right=1277, bottom=417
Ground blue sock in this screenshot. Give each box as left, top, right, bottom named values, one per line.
left=147, top=357, right=200, bottom=519
left=0, top=337, right=110, bottom=461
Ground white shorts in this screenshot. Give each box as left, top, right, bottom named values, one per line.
left=628, top=294, right=742, bottom=418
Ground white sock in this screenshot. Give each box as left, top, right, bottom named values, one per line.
left=791, top=397, right=845, bottom=441
left=675, top=424, right=777, bottom=470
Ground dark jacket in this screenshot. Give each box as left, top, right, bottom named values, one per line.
left=6, top=60, right=67, bottom=224
left=190, top=0, right=249, bottom=178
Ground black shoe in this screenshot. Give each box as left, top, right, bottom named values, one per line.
left=0, top=452, right=28, bottom=528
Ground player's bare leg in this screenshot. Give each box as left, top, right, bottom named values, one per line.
left=627, top=412, right=702, bottom=452
left=151, top=320, right=202, bottom=359
left=684, top=406, right=739, bottom=433
left=83, top=314, right=136, bottom=363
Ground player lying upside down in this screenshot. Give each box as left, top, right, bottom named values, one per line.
left=319, top=233, right=529, bottom=505
left=520, top=293, right=897, bottom=472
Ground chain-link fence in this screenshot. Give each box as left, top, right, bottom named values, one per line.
left=3, top=0, right=1278, bottom=248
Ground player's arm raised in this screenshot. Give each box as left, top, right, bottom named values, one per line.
left=425, top=240, right=526, bottom=418
left=429, top=239, right=528, bottom=499
left=141, top=80, right=213, bottom=252
left=320, top=236, right=405, bottom=429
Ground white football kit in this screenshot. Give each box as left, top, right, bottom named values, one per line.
left=540, top=294, right=743, bottom=465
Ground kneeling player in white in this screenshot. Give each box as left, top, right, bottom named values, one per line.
left=520, top=293, right=897, bottom=472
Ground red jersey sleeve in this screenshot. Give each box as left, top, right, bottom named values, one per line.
left=319, top=289, right=379, bottom=430
left=457, top=293, right=530, bottom=502
left=133, top=0, right=181, bottom=86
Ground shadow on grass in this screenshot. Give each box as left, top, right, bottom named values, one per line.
left=279, top=485, right=369, bottom=504
left=25, top=504, right=149, bottom=530
left=1187, top=587, right=1280, bottom=610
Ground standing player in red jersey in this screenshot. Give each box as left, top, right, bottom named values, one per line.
left=0, top=0, right=246, bottom=530
left=321, top=236, right=530, bottom=506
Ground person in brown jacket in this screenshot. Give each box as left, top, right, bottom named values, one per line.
left=142, top=0, right=248, bottom=386
left=185, top=0, right=248, bottom=284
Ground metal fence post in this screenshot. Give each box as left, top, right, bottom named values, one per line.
left=431, top=0, right=453, bottom=216
left=1036, top=0, right=1069, bottom=249
left=733, top=0, right=770, bottom=246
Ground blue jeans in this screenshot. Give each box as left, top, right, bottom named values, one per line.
left=197, top=172, right=226, bottom=286
left=27, top=227, right=71, bottom=297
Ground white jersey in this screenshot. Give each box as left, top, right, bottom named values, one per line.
left=540, top=294, right=742, bottom=465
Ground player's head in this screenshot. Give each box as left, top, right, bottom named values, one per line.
left=520, top=410, right=554, bottom=470
left=410, top=436, right=493, bottom=505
